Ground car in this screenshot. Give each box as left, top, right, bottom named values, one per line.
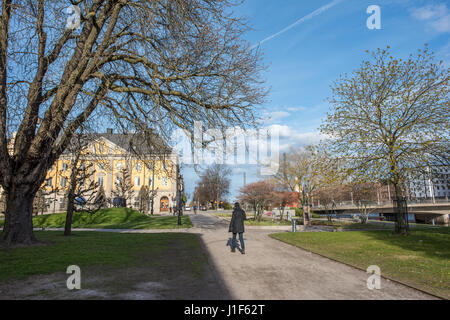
left=184, top=206, right=191, bottom=211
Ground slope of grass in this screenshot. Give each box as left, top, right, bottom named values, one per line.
left=0, top=231, right=204, bottom=283
left=271, top=227, right=450, bottom=299
left=19, top=208, right=192, bottom=229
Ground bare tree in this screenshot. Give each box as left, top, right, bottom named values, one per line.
left=314, top=184, right=350, bottom=222
left=274, top=145, right=343, bottom=223
left=194, top=164, right=231, bottom=209
left=33, top=188, right=47, bottom=216
left=351, top=182, right=379, bottom=224
left=0, top=1, right=267, bottom=246
left=112, top=167, right=133, bottom=206
left=271, top=185, right=295, bottom=221
left=238, top=180, right=275, bottom=222
left=64, top=160, right=97, bottom=235
left=93, top=185, right=107, bottom=208
left=137, top=185, right=156, bottom=214
left=321, top=45, right=449, bottom=234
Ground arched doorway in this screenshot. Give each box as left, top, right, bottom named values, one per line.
left=160, top=196, right=169, bottom=212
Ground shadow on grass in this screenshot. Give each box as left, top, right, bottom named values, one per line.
left=0, top=230, right=233, bottom=300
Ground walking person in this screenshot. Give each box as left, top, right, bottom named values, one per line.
left=229, top=202, right=246, bottom=254
left=193, top=205, right=197, bottom=214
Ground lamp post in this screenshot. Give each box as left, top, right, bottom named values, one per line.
left=302, top=184, right=311, bottom=226
left=150, top=159, right=155, bottom=215
left=176, top=163, right=183, bottom=226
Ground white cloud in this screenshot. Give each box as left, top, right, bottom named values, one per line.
left=285, top=106, right=308, bottom=112
left=410, top=3, right=450, bottom=33
left=267, top=124, right=324, bottom=152
left=262, top=110, right=291, bottom=124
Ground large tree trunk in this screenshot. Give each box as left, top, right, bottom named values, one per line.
left=1, top=183, right=37, bottom=246
left=393, top=182, right=408, bottom=235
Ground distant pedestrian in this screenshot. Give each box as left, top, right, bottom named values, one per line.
left=193, top=205, right=197, bottom=214
left=229, top=202, right=246, bottom=254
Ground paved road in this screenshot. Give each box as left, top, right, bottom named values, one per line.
left=189, top=212, right=437, bottom=300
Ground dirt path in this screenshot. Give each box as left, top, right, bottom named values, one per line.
left=189, top=212, right=437, bottom=300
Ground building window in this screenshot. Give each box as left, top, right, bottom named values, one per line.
left=116, top=162, right=123, bottom=171
left=135, top=176, right=140, bottom=186
left=162, top=177, right=168, bottom=187
left=98, top=163, right=105, bottom=171
left=97, top=176, right=104, bottom=187
left=135, top=163, right=141, bottom=171
left=46, top=178, right=52, bottom=187
left=148, top=178, right=153, bottom=187
left=61, top=177, right=67, bottom=187
left=62, top=163, right=68, bottom=171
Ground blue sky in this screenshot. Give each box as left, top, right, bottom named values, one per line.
left=182, top=0, right=450, bottom=202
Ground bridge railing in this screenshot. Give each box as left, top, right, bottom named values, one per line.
left=312, top=198, right=449, bottom=210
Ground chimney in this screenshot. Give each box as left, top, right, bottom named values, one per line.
left=106, top=128, right=113, bottom=134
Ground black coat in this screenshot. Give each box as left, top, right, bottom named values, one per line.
left=229, top=207, right=246, bottom=233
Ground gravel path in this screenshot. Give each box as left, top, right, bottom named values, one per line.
left=188, top=212, right=437, bottom=300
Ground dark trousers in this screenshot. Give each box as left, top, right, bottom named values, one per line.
left=232, top=232, right=245, bottom=250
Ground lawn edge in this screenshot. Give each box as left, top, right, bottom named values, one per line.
left=268, top=232, right=446, bottom=300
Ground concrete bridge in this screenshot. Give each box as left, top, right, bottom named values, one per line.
left=312, top=201, right=450, bottom=225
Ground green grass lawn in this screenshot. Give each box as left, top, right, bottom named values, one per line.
left=310, top=219, right=394, bottom=230
left=0, top=208, right=192, bottom=230
left=271, top=227, right=450, bottom=299
left=245, top=218, right=292, bottom=226
left=216, top=213, right=291, bottom=226
left=0, top=231, right=204, bottom=283
left=213, top=213, right=233, bottom=218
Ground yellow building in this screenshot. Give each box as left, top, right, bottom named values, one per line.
left=41, top=130, right=180, bottom=214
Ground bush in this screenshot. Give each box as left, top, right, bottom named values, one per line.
left=291, top=207, right=303, bottom=217
left=289, top=207, right=320, bottom=218
left=222, top=202, right=233, bottom=210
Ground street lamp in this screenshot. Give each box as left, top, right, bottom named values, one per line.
left=150, top=159, right=155, bottom=215
left=176, top=163, right=183, bottom=226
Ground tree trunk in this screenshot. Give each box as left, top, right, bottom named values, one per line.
left=1, top=184, right=37, bottom=246
left=64, top=195, right=75, bottom=236
left=393, top=182, right=408, bottom=235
